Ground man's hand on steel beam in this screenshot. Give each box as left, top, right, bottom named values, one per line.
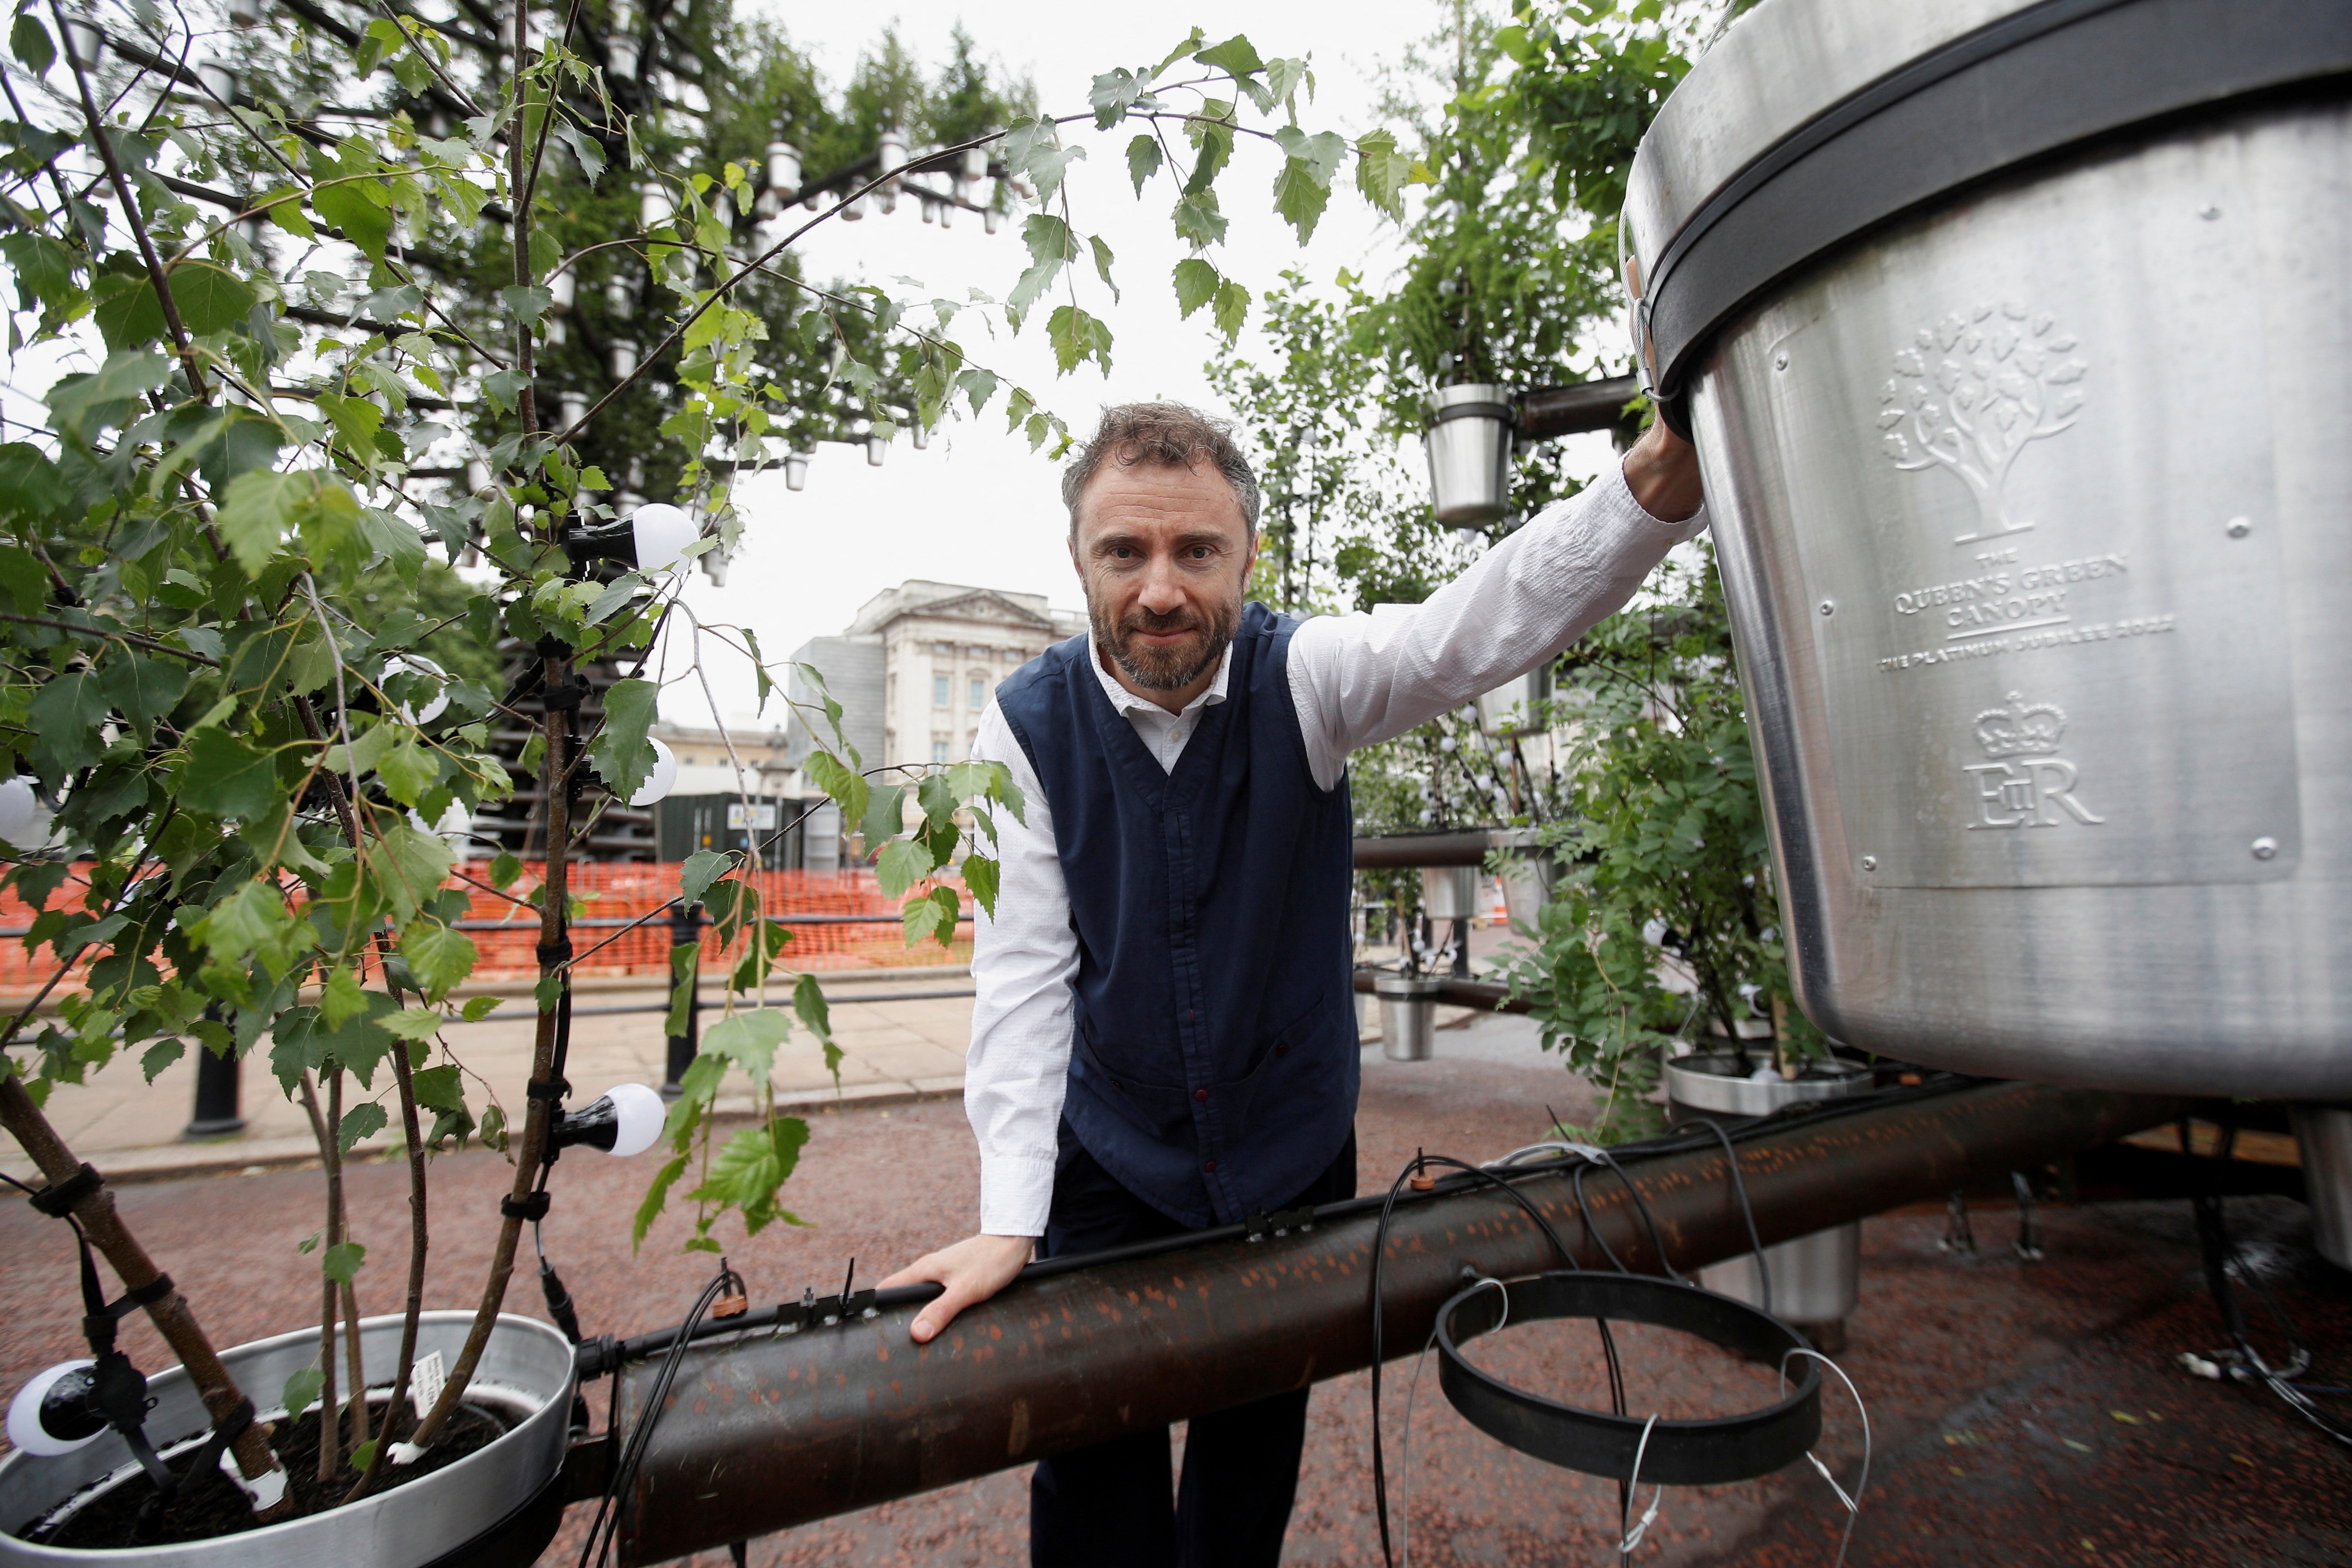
left=882, top=1232, right=1035, bottom=1343
left=1621, top=418, right=1705, bottom=524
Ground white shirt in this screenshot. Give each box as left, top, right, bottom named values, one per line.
left=964, top=462, right=1708, bottom=1236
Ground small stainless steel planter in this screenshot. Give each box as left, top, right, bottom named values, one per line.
left=1424, top=385, right=1515, bottom=528
left=1375, top=974, right=1442, bottom=1063
left=1624, top=0, right=2352, bottom=1098
left=2291, top=1105, right=2352, bottom=1271
left=0, top=1313, right=573, bottom=1568
left=1665, top=1056, right=1874, bottom=1344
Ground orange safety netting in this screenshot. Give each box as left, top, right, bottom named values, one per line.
left=0, top=863, right=970, bottom=998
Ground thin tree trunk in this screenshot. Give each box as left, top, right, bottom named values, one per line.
left=343, top=1277, right=369, bottom=1452
left=0, top=1075, right=290, bottom=1512
left=344, top=960, right=431, bottom=1501
left=294, top=1072, right=342, bottom=1481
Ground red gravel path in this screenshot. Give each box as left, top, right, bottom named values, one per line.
left=4, top=1048, right=2346, bottom=1566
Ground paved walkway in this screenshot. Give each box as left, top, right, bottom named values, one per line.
left=34, top=966, right=1493, bottom=1182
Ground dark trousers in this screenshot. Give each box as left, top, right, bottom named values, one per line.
left=1030, top=1127, right=1357, bottom=1568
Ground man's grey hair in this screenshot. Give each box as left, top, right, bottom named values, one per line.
left=1060, top=402, right=1262, bottom=537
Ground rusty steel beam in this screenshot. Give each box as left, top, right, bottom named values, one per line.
left=1351, top=968, right=1528, bottom=1013
left=614, top=1080, right=2176, bottom=1563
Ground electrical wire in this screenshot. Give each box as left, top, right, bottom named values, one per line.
left=577, top=1261, right=741, bottom=1568
left=1779, top=1348, right=1871, bottom=1568
left=2185, top=1118, right=2352, bottom=1449
left=1678, top=1118, right=1772, bottom=1317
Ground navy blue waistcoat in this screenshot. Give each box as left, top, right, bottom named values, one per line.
left=995, top=601, right=1358, bottom=1227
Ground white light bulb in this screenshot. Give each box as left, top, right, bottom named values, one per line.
left=8, top=1361, right=99, bottom=1457
left=603, top=1083, right=667, bottom=1158
left=628, top=504, right=697, bottom=576
left=0, top=777, right=42, bottom=845
left=380, top=655, right=449, bottom=726
left=630, top=737, right=677, bottom=807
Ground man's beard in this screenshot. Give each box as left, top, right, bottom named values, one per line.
left=1091, top=593, right=1242, bottom=692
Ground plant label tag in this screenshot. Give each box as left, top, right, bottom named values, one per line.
left=409, top=1349, right=446, bottom=1421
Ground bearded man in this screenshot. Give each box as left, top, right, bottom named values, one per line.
left=882, top=401, right=1707, bottom=1566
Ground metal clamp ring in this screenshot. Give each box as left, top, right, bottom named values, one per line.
left=1435, top=1271, right=1822, bottom=1486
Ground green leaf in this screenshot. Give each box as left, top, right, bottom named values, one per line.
left=963, top=853, right=1001, bottom=919
left=665, top=939, right=700, bottom=1038
left=349, top=1438, right=380, bottom=1473
left=358, top=507, right=429, bottom=586
left=12, top=14, right=55, bottom=75
left=215, top=468, right=360, bottom=577
left=1355, top=129, right=1415, bottom=218
left=321, top=1240, right=367, bottom=1284
left=167, top=261, right=260, bottom=335
left=586, top=677, right=660, bottom=805
left=376, top=734, right=439, bottom=805
left=321, top=964, right=369, bottom=1027
left=1170, top=190, right=1228, bottom=249
left=1211, top=280, right=1250, bottom=343
left=703, top=1007, right=790, bottom=1082
left=0, top=233, right=76, bottom=311
left=1047, top=304, right=1113, bottom=376
left=678, top=848, right=733, bottom=907
left=489, top=851, right=524, bottom=890
left=874, top=836, right=933, bottom=900
left=369, top=821, right=456, bottom=927
left=1193, top=34, right=1265, bottom=79
left=790, top=971, right=831, bottom=1051
left=410, top=1063, right=466, bottom=1113
left=45, top=352, right=170, bottom=447
left=382, top=1007, right=445, bottom=1043
left=313, top=178, right=392, bottom=260
left=337, top=1101, right=386, bottom=1155
left=633, top=1151, right=689, bottom=1250
left=500, top=285, right=555, bottom=331
left=1089, top=236, right=1119, bottom=303
left=803, top=751, right=869, bottom=842
left=461, top=995, right=504, bottom=1023
left=0, top=444, right=69, bottom=530
left=858, top=783, right=905, bottom=852
left=1172, top=258, right=1220, bottom=319
left=98, top=652, right=190, bottom=741
left=141, top=1038, right=184, bottom=1082
left=1126, top=134, right=1162, bottom=196
left=178, top=727, right=283, bottom=821
left=282, top=1366, right=325, bottom=1418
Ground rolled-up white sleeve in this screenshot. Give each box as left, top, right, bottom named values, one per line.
left=963, top=701, right=1074, bottom=1238
left=1287, top=461, right=1709, bottom=787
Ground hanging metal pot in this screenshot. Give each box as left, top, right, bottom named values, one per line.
left=1422, top=384, right=1515, bottom=528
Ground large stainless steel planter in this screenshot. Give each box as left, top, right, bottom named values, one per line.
left=1624, top=0, right=2352, bottom=1097
left=0, top=1313, right=573, bottom=1568
left=2292, top=1106, right=2352, bottom=1271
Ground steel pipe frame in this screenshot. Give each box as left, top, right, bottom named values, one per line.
left=611, top=1079, right=2174, bottom=1563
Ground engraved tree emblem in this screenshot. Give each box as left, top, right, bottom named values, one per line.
left=1879, top=302, right=2087, bottom=543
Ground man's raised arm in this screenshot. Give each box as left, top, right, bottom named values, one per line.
left=1287, top=422, right=1707, bottom=784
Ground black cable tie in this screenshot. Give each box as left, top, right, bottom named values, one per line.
left=534, top=635, right=572, bottom=658
left=525, top=1077, right=570, bottom=1103
left=116, top=1273, right=174, bottom=1314
left=537, top=938, right=574, bottom=964
left=502, top=1191, right=552, bottom=1222
left=28, top=1163, right=103, bottom=1217
left=540, top=680, right=586, bottom=712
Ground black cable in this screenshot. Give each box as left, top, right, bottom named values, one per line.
left=2184, top=1116, right=2352, bottom=1449
left=579, top=1261, right=740, bottom=1568
left=1678, top=1118, right=1771, bottom=1317
left=1369, top=1152, right=1603, bottom=1568
left=1587, top=1147, right=1685, bottom=1285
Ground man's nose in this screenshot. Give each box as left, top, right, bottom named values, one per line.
left=1136, top=555, right=1188, bottom=615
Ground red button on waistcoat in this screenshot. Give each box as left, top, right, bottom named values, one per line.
left=1194, top=1089, right=1209, bottom=1102
left=1202, top=1160, right=1217, bottom=1173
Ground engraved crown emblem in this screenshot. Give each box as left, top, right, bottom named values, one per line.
left=1974, top=692, right=2066, bottom=758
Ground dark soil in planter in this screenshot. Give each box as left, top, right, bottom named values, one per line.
left=27, top=1398, right=509, bottom=1549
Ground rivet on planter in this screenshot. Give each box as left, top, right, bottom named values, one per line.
left=1773, top=350, right=1789, bottom=371
left=1860, top=855, right=1877, bottom=871
left=2252, top=837, right=2279, bottom=861
left=2226, top=517, right=2252, bottom=538
left=1818, top=600, right=1835, bottom=616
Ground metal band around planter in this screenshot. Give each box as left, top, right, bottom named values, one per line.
left=1640, top=0, right=2352, bottom=398
left=1425, top=398, right=1516, bottom=427
left=1435, top=1272, right=1821, bottom=1485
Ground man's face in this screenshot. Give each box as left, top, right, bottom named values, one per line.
left=1070, top=458, right=1257, bottom=694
